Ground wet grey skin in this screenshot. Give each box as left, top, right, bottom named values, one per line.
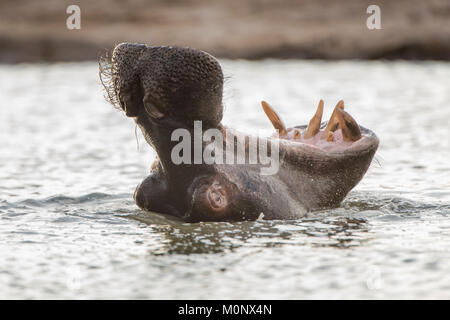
left=99, top=43, right=379, bottom=222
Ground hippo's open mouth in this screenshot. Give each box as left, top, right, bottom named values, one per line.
left=99, top=43, right=379, bottom=222
left=260, top=99, right=378, bottom=155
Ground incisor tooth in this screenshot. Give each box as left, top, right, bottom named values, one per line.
left=321, top=100, right=344, bottom=139
left=304, top=99, right=324, bottom=139
left=261, top=101, right=287, bottom=136
left=326, top=131, right=334, bottom=142
left=335, top=108, right=362, bottom=142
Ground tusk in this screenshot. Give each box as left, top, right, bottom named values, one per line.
left=304, top=99, right=324, bottom=139
left=321, top=100, right=344, bottom=139
left=261, top=101, right=287, bottom=136
left=335, top=108, right=362, bottom=141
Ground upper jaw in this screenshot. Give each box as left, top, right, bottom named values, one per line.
left=101, top=43, right=225, bottom=128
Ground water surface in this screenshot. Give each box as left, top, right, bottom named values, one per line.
left=0, top=60, right=449, bottom=299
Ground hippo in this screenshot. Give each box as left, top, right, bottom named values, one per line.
left=99, top=43, right=378, bottom=222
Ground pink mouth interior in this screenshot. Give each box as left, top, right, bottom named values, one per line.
left=273, top=127, right=365, bottom=152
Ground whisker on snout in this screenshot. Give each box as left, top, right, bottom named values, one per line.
left=98, top=50, right=121, bottom=110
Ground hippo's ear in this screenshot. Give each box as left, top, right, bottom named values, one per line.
left=187, top=176, right=260, bottom=222
left=187, top=176, right=234, bottom=222
left=194, top=180, right=229, bottom=213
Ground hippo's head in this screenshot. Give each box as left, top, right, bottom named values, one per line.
left=100, top=43, right=379, bottom=222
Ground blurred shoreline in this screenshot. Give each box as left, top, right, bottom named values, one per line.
left=1, top=0, right=449, bottom=63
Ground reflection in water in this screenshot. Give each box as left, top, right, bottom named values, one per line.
left=127, top=191, right=449, bottom=256
left=130, top=205, right=368, bottom=255
left=6, top=190, right=434, bottom=258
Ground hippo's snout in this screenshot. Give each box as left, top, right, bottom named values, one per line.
left=100, top=43, right=224, bottom=128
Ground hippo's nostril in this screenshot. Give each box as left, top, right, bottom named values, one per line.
left=143, top=94, right=165, bottom=119
left=120, top=93, right=139, bottom=117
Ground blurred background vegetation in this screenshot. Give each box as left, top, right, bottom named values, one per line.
left=0, top=0, right=449, bottom=62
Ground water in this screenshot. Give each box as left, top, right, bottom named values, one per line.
left=0, top=60, right=449, bottom=299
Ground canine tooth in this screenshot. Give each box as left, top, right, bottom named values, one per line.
left=326, top=131, right=334, bottom=142
left=293, top=129, right=300, bottom=139
left=304, top=99, right=324, bottom=139
left=335, top=108, right=362, bottom=141
left=321, top=100, right=344, bottom=139
left=261, top=101, right=287, bottom=136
